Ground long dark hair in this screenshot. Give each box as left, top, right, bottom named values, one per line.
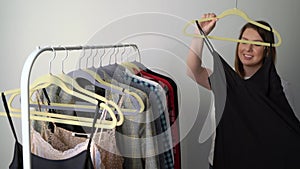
left=234, top=21, right=276, bottom=77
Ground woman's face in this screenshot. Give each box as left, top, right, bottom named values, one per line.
left=238, top=28, right=265, bottom=70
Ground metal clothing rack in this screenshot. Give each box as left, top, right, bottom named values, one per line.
left=20, top=44, right=140, bottom=169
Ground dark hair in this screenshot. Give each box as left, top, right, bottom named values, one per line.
left=234, top=20, right=276, bottom=77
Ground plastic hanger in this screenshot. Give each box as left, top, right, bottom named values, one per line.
left=2, top=82, right=100, bottom=114
left=2, top=88, right=114, bottom=126
left=183, top=7, right=282, bottom=47
left=2, top=48, right=106, bottom=114
left=121, top=62, right=142, bottom=73
left=1, top=47, right=121, bottom=128
left=83, top=68, right=144, bottom=112
left=1, top=82, right=118, bottom=129
left=118, top=45, right=143, bottom=73
left=54, top=47, right=124, bottom=126
left=29, top=74, right=121, bottom=125
left=75, top=46, right=145, bottom=114
left=1, top=92, right=118, bottom=129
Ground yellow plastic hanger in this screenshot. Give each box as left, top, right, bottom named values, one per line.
left=183, top=8, right=282, bottom=47
left=56, top=72, right=124, bottom=126
left=121, top=62, right=141, bottom=73
left=2, top=47, right=124, bottom=126
left=41, top=46, right=123, bottom=126
left=81, top=46, right=145, bottom=113
left=3, top=73, right=121, bottom=126
left=1, top=91, right=118, bottom=129
left=5, top=83, right=50, bottom=113
left=0, top=106, right=117, bottom=129
left=1, top=89, right=116, bottom=127
left=83, top=68, right=145, bottom=113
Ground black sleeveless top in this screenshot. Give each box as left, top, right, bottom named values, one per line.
left=1, top=92, right=99, bottom=169
left=196, top=21, right=300, bottom=169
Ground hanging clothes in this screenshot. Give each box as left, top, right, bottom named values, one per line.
left=197, top=23, right=300, bottom=169
left=98, top=64, right=165, bottom=169
left=41, top=124, right=124, bottom=169
left=132, top=62, right=181, bottom=169
left=1, top=44, right=180, bottom=169
left=11, top=46, right=180, bottom=169
left=39, top=81, right=125, bottom=169
left=1, top=92, right=100, bottom=169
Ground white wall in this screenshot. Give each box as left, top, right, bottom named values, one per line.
left=0, top=0, right=299, bottom=168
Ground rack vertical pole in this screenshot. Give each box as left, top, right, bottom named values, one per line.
left=20, top=46, right=44, bottom=169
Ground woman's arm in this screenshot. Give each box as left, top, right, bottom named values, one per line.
left=186, top=37, right=212, bottom=90
left=186, top=13, right=218, bottom=90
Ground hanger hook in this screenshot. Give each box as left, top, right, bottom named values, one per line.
left=49, top=46, right=56, bottom=75
left=235, top=0, right=238, bottom=8
left=120, top=45, right=126, bottom=62
left=131, top=45, right=141, bottom=62
left=108, top=47, right=115, bottom=64
left=61, top=46, right=68, bottom=74
left=91, top=48, right=98, bottom=68
left=86, top=47, right=93, bottom=69
left=114, top=46, right=120, bottom=64
left=126, top=46, right=132, bottom=62
left=99, top=48, right=106, bottom=67
left=79, top=46, right=86, bottom=70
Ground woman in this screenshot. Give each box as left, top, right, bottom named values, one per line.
left=186, top=13, right=298, bottom=169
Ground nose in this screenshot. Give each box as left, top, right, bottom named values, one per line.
left=244, top=43, right=253, bottom=51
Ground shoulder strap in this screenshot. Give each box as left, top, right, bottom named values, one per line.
left=195, top=20, right=216, bottom=54
left=86, top=100, right=101, bottom=151
left=1, top=92, right=19, bottom=142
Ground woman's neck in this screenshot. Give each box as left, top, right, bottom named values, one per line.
left=243, top=65, right=262, bottom=77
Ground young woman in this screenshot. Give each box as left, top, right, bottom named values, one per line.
left=186, top=13, right=298, bottom=169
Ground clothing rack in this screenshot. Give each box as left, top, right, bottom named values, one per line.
left=20, top=44, right=140, bottom=169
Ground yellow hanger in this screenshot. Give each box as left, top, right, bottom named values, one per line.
left=121, top=62, right=141, bottom=73
left=51, top=73, right=124, bottom=126
left=2, top=73, right=122, bottom=127
left=83, top=68, right=145, bottom=113
left=0, top=106, right=117, bottom=129
left=1, top=91, right=118, bottom=129
left=183, top=8, right=282, bottom=47
left=4, top=82, right=54, bottom=113
left=2, top=83, right=107, bottom=119
left=81, top=45, right=145, bottom=113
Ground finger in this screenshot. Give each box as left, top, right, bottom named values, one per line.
left=208, top=13, right=216, bottom=18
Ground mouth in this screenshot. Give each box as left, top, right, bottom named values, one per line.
left=243, top=54, right=253, bottom=59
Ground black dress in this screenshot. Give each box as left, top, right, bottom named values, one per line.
left=196, top=22, right=300, bottom=169
left=1, top=92, right=99, bottom=169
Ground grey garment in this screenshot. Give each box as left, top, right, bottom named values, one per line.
left=100, top=64, right=174, bottom=169
left=39, top=77, right=103, bottom=133
left=99, top=65, right=163, bottom=169
left=36, top=84, right=89, bottom=133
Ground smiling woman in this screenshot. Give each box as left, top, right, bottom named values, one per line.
left=1, top=1, right=300, bottom=169
left=235, top=20, right=277, bottom=78
left=186, top=13, right=300, bottom=169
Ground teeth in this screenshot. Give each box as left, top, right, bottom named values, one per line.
left=244, top=54, right=252, bottom=58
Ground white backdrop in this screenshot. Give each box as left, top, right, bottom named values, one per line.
left=1, top=0, right=299, bottom=168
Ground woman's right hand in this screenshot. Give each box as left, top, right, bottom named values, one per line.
left=196, top=13, right=218, bottom=35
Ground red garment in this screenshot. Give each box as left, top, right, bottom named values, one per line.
left=135, top=69, right=181, bottom=169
